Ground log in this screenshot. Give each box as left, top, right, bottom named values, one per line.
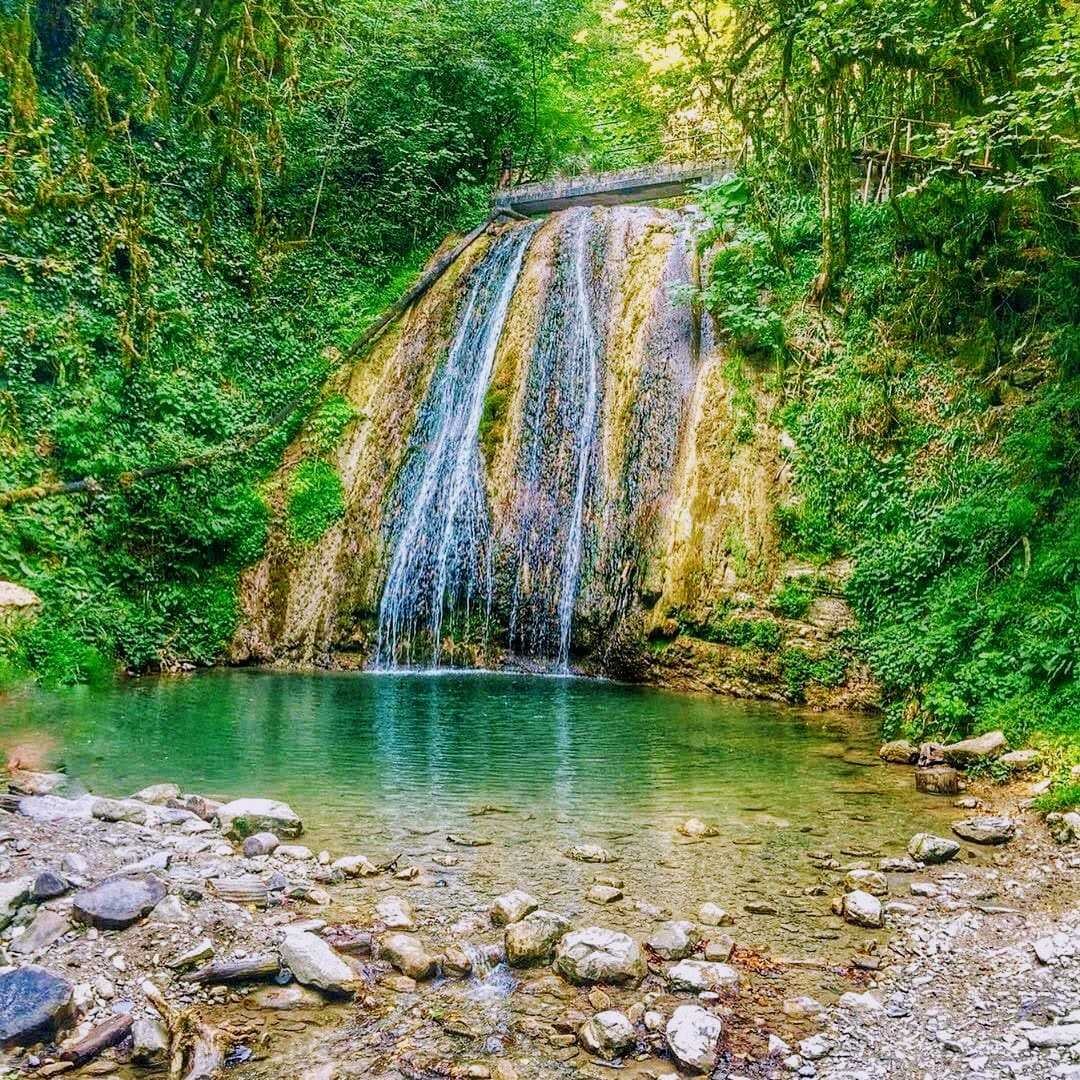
left=915, top=766, right=961, bottom=795
left=183, top=956, right=281, bottom=984
left=60, top=1014, right=133, bottom=1065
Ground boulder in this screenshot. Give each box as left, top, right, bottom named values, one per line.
left=31, top=870, right=68, bottom=902
left=578, top=1010, right=635, bottom=1059
left=375, top=895, right=414, bottom=930
left=554, top=928, right=645, bottom=986
left=915, top=766, right=961, bottom=795
left=907, top=832, right=961, bottom=864
left=19, top=795, right=95, bottom=822
left=72, top=874, right=167, bottom=930
left=378, top=933, right=436, bottom=980
left=1026, top=1024, right=1080, bottom=1049
left=215, top=798, right=303, bottom=840
left=490, top=890, right=538, bottom=927
left=279, top=931, right=354, bottom=995
left=879, top=740, right=918, bottom=764
left=951, top=816, right=1016, bottom=845
left=665, top=1004, right=722, bottom=1073
left=91, top=797, right=148, bottom=825
left=132, top=783, right=182, bottom=805
left=0, top=966, right=74, bottom=1047
left=843, top=869, right=888, bottom=896
left=667, top=959, right=740, bottom=992
left=942, top=730, right=1006, bottom=767
left=505, top=910, right=570, bottom=966
left=130, top=1017, right=170, bottom=1065
left=841, top=890, right=884, bottom=929
left=647, top=921, right=699, bottom=961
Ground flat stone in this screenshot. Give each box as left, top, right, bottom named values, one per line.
left=181, top=818, right=214, bottom=834
left=91, top=797, right=148, bottom=824
left=378, top=932, right=436, bottom=980
left=10, top=910, right=71, bottom=957
left=841, top=890, right=884, bottom=928
left=879, top=856, right=919, bottom=873
left=1000, top=749, right=1040, bottom=771
left=166, top=938, right=214, bottom=970
left=71, top=874, right=167, bottom=930
left=665, top=1004, right=722, bottom=1073
left=332, top=854, right=378, bottom=877
left=0, top=966, right=74, bottom=1047
left=942, top=730, right=1006, bottom=766
left=667, top=959, right=740, bottom=992
left=148, top=895, right=188, bottom=923
left=18, top=795, right=95, bottom=822
left=782, top=996, right=822, bottom=1018
left=506, top=910, right=570, bottom=966
left=276, top=844, right=315, bottom=861
left=554, top=927, right=645, bottom=986
left=215, top=798, right=303, bottom=840
left=491, top=890, right=538, bottom=927
left=565, top=844, right=617, bottom=863
left=907, top=833, right=961, bottom=864
left=951, top=815, right=1016, bottom=844
left=279, top=930, right=354, bottom=995
left=703, top=935, right=735, bottom=962
left=247, top=983, right=326, bottom=1010
left=587, top=884, right=623, bottom=905
left=647, top=920, right=699, bottom=961
left=578, top=1010, right=635, bottom=1058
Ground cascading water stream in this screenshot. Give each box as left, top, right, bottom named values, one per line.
left=375, top=224, right=537, bottom=666
left=555, top=215, right=601, bottom=671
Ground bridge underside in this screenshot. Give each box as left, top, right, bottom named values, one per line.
left=494, top=160, right=733, bottom=216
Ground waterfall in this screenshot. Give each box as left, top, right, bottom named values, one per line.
left=375, top=224, right=537, bottom=666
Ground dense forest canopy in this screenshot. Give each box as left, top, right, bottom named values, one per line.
left=1, top=0, right=1078, bottom=768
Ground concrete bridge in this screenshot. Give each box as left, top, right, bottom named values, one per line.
left=493, top=159, right=734, bottom=216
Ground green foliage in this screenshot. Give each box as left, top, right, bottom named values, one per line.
left=309, top=396, right=356, bottom=457
left=780, top=647, right=850, bottom=702
left=680, top=610, right=782, bottom=653
left=1032, top=782, right=1080, bottom=814
left=722, top=354, right=757, bottom=443
left=772, top=579, right=816, bottom=620
left=286, top=460, right=345, bottom=544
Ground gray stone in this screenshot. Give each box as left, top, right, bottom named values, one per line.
left=951, top=815, right=1016, bottom=844
left=665, top=1004, right=722, bottom=1073
left=442, top=944, right=473, bottom=978
left=554, top=927, right=645, bottom=986
left=215, top=798, right=303, bottom=840
left=9, top=910, right=70, bottom=957
left=799, top=1034, right=834, bottom=1060
left=91, top=797, right=149, bottom=824
left=999, top=749, right=1040, bottom=771
left=667, top=959, right=740, bottom=992
left=242, top=832, right=281, bottom=857
left=0, top=966, right=74, bottom=1047
left=149, top=895, right=188, bottom=924
left=506, top=910, right=570, bottom=966
left=703, top=935, right=735, bottom=962
left=907, top=833, right=961, bottom=864
left=587, top=884, right=623, bottom=905
left=167, top=938, right=214, bottom=970
left=841, top=890, right=884, bottom=928
left=279, top=931, right=354, bottom=995
left=942, top=730, right=1006, bottom=766
left=490, top=889, right=538, bottom=927
left=72, top=874, right=167, bottom=930
left=647, top=920, right=699, bottom=961
left=331, top=854, right=378, bottom=877
left=132, top=782, right=182, bottom=805
left=60, top=853, right=89, bottom=877
left=879, top=856, right=919, bottom=873
left=378, top=932, right=436, bottom=980
left=31, top=870, right=69, bottom=901
left=18, top=795, right=95, bottom=822
left=276, top=844, right=315, bottom=861
left=131, top=1017, right=170, bottom=1064
left=579, top=1010, right=635, bottom=1058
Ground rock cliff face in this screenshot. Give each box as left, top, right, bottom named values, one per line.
left=234, top=205, right=872, bottom=708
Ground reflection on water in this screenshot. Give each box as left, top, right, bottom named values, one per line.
left=0, top=669, right=945, bottom=851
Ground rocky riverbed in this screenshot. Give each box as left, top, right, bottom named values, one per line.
left=0, top=745, right=1077, bottom=1079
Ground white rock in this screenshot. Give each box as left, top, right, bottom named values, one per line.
left=667, top=960, right=740, bottom=992
left=375, top=895, right=414, bottom=930
left=279, top=930, right=354, bottom=995
left=148, top=895, right=188, bottom=924
left=578, top=1010, right=635, bottom=1058
left=490, top=889, right=538, bottom=927
left=215, top=798, right=302, bottom=840
left=841, top=889, right=884, bottom=928
left=665, top=1004, right=722, bottom=1073
left=799, top=1034, right=834, bottom=1060
left=697, top=902, right=733, bottom=926
left=1026, top=1024, right=1080, bottom=1048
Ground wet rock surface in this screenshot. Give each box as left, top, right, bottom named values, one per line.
left=0, top=966, right=73, bottom=1047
